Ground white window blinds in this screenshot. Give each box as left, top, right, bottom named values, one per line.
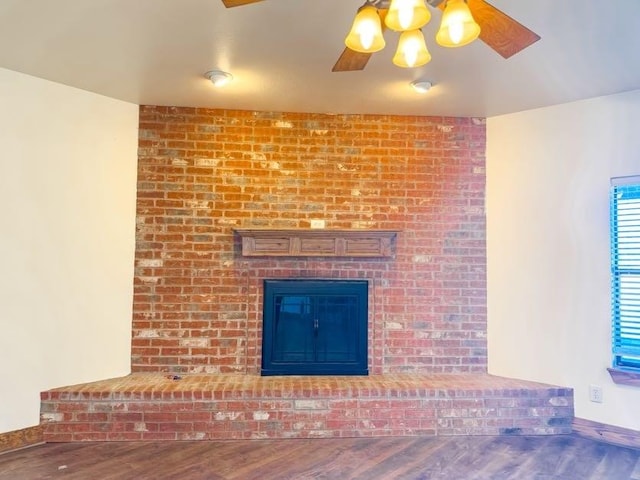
left=611, top=176, right=640, bottom=369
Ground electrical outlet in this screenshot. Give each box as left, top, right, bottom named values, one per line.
left=310, top=219, right=325, bottom=229
left=589, top=384, right=604, bottom=403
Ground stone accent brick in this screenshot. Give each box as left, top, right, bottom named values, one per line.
left=133, top=106, right=487, bottom=375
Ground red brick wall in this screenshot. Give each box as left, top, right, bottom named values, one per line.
left=133, top=106, right=486, bottom=375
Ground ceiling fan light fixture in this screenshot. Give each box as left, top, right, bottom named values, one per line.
left=204, top=70, right=233, bottom=87
left=392, top=29, right=431, bottom=68
left=435, top=0, right=480, bottom=48
left=345, top=4, right=386, bottom=53
left=411, top=80, right=433, bottom=93
left=385, top=0, right=431, bottom=32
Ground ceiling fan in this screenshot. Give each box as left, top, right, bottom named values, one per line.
left=220, top=0, right=540, bottom=72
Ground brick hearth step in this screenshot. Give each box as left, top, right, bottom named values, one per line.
left=40, top=374, right=573, bottom=442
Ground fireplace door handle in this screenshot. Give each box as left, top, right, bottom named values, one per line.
left=313, top=318, right=319, bottom=337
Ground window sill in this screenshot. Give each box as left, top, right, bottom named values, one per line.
left=608, top=367, right=640, bottom=387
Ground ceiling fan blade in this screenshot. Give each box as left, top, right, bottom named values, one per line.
left=221, top=0, right=264, bottom=7
left=332, top=8, right=388, bottom=72
left=332, top=48, right=373, bottom=72
left=466, top=0, right=541, bottom=58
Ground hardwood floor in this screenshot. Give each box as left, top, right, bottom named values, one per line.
left=1, top=435, right=639, bottom=480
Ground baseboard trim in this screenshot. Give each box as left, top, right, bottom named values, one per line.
left=573, top=417, right=640, bottom=450
left=0, top=425, right=45, bottom=455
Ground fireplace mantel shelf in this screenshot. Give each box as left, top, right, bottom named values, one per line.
left=234, top=228, right=398, bottom=258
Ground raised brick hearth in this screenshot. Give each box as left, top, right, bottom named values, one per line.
left=40, top=374, right=573, bottom=442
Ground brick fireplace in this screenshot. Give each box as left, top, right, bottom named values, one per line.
left=39, top=106, right=574, bottom=441
left=131, top=106, right=488, bottom=375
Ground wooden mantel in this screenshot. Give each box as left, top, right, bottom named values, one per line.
left=234, top=228, right=398, bottom=258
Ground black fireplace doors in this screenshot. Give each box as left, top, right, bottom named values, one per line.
left=261, top=279, right=368, bottom=376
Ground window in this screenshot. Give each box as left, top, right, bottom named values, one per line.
left=611, top=176, right=640, bottom=371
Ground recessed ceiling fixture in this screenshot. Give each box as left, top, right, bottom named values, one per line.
left=411, top=80, right=432, bottom=93
left=204, top=70, right=233, bottom=87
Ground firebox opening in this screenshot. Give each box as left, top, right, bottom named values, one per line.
left=261, top=279, right=368, bottom=376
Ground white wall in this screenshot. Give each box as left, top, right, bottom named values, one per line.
left=0, top=68, right=138, bottom=433
left=487, top=89, right=640, bottom=430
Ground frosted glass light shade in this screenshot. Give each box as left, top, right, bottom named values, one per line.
left=385, top=0, right=431, bottom=32
left=345, top=5, right=386, bottom=53
left=435, top=0, right=480, bottom=48
left=392, top=29, right=431, bottom=68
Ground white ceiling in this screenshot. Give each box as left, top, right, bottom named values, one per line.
left=1, top=0, right=639, bottom=117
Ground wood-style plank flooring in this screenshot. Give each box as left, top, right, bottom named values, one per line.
left=1, top=435, right=639, bottom=480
